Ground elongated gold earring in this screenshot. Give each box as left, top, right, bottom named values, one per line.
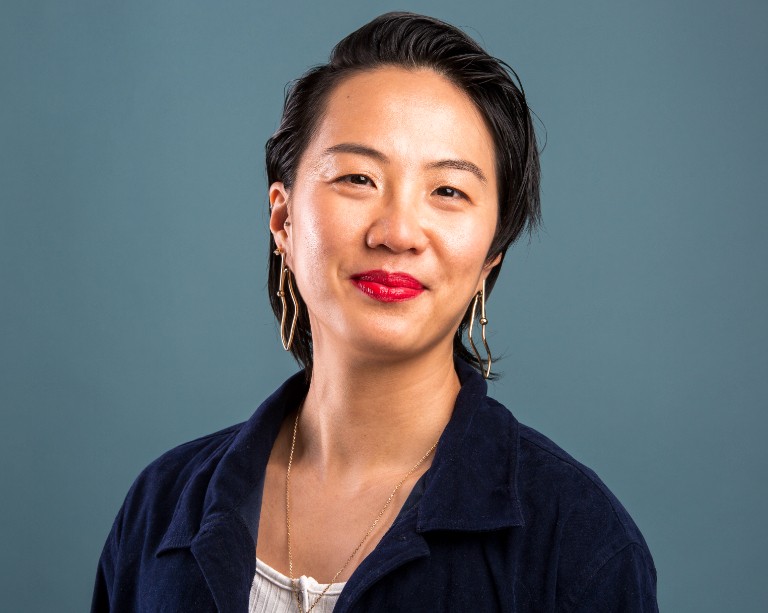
left=468, top=279, right=492, bottom=378
left=274, top=248, right=298, bottom=351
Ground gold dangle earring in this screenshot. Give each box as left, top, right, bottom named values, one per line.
left=468, top=279, right=492, bottom=379
left=274, top=248, right=299, bottom=351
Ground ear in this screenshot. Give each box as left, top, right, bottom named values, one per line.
left=269, top=182, right=291, bottom=252
left=477, top=253, right=503, bottom=282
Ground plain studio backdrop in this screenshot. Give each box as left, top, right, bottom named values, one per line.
left=1, top=0, right=766, bottom=611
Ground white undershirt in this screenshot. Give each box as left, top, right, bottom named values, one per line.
left=249, top=557, right=346, bottom=613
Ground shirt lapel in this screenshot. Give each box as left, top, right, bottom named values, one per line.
left=190, top=515, right=256, bottom=613
left=416, top=360, right=525, bottom=533
left=336, top=361, right=525, bottom=611
left=155, top=371, right=309, bottom=609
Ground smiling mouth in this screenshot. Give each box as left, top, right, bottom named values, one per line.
left=350, top=270, right=425, bottom=302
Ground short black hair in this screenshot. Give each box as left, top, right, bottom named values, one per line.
left=266, top=11, right=541, bottom=378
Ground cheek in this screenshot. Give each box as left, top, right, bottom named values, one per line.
left=288, top=194, right=355, bottom=294
left=437, top=216, right=496, bottom=275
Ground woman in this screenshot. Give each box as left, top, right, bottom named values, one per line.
left=93, top=12, right=658, bottom=612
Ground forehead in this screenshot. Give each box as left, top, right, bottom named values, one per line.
left=302, top=66, right=496, bottom=179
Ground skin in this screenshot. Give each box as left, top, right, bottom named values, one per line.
left=257, top=66, right=501, bottom=584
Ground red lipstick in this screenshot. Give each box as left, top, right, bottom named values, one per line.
left=351, top=270, right=425, bottom=302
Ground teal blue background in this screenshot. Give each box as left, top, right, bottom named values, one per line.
left=2, top=0, right=766, bottom=610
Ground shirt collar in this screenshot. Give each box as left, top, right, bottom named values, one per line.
left=157, top=372, right=303, bottom=554
left=416, top=359, right=524, bottom=532
left=157, top=359, right=522, bottom=555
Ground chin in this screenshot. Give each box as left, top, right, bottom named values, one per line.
left=346, top=316, right=454, bottom=362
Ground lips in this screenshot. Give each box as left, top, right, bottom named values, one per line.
left=351, top=270, right=425, bottom=302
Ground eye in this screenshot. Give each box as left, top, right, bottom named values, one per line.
left=434, top=186, right=468, bottom=200
left=339, top=174, right=374, bottom=186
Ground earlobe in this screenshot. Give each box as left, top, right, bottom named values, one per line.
left=475, top=253, right=502, bottom=293
left=269, top=182, right=291, bottom=249
left=482, top=253, right=502, bottom=275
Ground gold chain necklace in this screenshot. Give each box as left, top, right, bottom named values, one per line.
left=285, top=410, right=439, bottom=613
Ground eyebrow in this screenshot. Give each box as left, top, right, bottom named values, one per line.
left=322, top=143, right=389, bottom=162
left=426, top=159, right=488, bottom=185
left=322, top=142, right=488, bottom=184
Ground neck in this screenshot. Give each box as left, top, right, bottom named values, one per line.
left=297, top=343, right=460, bottom=478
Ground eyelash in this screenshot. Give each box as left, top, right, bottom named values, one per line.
left=339, top=174, right=374, bottom=186
left=336, top=175, right=468, bottom=201
left=434, top=186, right=468, bottom=200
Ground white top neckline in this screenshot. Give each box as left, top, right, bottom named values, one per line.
left=255, top=557, right=347, bottom=595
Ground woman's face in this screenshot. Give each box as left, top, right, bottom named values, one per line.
left=270, top=66, right=500, bottom=364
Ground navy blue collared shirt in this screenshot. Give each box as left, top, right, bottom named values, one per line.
left=92, top=360, right=658, bottom=612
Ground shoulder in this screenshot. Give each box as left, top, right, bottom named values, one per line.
left=418, top=384, right=657, bottom=609
left=93, top=423, right=251, bottom=609
left=478, top=396, right=645, bottom=541
left=475, top=396, right=656, bottom=609
left=112, top=423, right=244, bottom=545
left=128, top=423, right=243, bottom=498
left=103, top=369, right=307, bottom=556
left=515, top=419, right=648, bottom=547
left=145, top=423, right=243, bottom=475
left=501, top=403, right=656, bottom=608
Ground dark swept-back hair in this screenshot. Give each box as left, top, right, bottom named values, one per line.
left=265, top=11, right=541, bottom=378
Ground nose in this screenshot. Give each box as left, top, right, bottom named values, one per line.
left=364, top=187, right=428, bottom=254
